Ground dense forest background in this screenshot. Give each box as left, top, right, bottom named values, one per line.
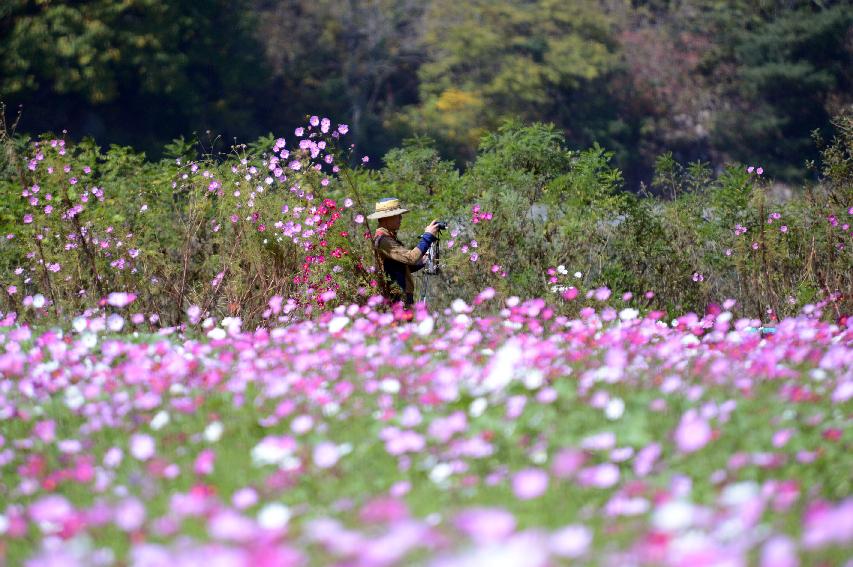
left=1, top=0, right=851, bottom=189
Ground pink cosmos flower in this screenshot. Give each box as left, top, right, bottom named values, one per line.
left=115, top=498, right=146, bottom=531
left=512, top=468, right=548, bottom=500
left=29, top=495, right=74, bottom=530
left=674, top=411, right=712, bottom=453
left=454, top=507, right=516, bottom=543
left=594, top=287, right=611, bottom=301
left=551, top=448, right=586, bottom=478
left=550, top=525, right=592, bottom=558
left=772, top=429, right=793, bottom=448
left=232, top=487, right=259, bottom=509
left=130, top=433, right=156, bottom=461
left=577, top=463, right=620, bottom=488
left=760, top=536, right=797, bottom=567
left=194, top=449, right=216, bottom=475
left=313, top=442, right=340, bottom=469
left=107, top=292, right=137, bottom=308
left=562, top=287, right=579, bottom=301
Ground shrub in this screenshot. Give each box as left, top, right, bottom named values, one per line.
left=1, top=114, right=849, bottom=326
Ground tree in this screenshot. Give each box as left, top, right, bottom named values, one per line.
left=253, top=0, right=425, bottom=159
left=397, top=0, right=622, bottom=161
left=710, top=2, right=853, bottom=180
left=0, top=0, right=269, bottom=155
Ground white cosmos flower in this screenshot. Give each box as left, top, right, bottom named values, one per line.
left=619, top=308, right=639, bottom=321
left=605, top=398, right=625, bottom=420
left=469, top=398, right=488, bottom=418
left=257, top=503, right=291, bottom=530
left=652, top=500, right=695, bottom=532
left=417, top=316, right=434, bottom=336
left=328, top=316, right=349, bottom=333
left=204, top=421, right=224, bottom=443
left=150, top=410, right=170, bottom=430
left=207, top=327, right=227, bottom=340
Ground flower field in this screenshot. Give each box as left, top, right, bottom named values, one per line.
left=1, top=295, right=851, bottom=566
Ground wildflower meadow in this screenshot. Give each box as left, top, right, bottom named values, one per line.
left=0, top=113, right=851, bottom=566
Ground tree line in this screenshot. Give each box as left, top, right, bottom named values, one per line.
left=1, top=0, right=851, bottom=189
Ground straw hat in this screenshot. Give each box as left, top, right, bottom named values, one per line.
left=366, top=197, right=410, bottom=219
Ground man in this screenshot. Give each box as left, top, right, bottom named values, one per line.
left=367, top=197, right=440, bottom=307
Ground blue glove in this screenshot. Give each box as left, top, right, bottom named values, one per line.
left=416, top=232, right=437, bottom=254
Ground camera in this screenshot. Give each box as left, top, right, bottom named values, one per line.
left=435, top=221, right=448, bottom=231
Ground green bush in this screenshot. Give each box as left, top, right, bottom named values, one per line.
left=1, top=115, right=850, bottom=326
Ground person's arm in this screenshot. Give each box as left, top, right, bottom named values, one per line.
left=377, top=233, right=436, bottom=265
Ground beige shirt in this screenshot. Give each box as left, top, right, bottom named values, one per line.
left=374, top=227, right=426, bottom=295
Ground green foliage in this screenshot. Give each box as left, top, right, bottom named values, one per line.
left=0, top=0, right=269, bottom=154
left=2, top=0, right=852, bottom=187
left=399, top=0, right=619, bottom=159
left=711, top=3, right=853, bottom=181
left=1, top=117, right=850, bottom=324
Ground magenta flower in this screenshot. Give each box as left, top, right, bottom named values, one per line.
left=561, top=287, right=579, bottom=301
left=194, top=449, right=216, bottom=475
